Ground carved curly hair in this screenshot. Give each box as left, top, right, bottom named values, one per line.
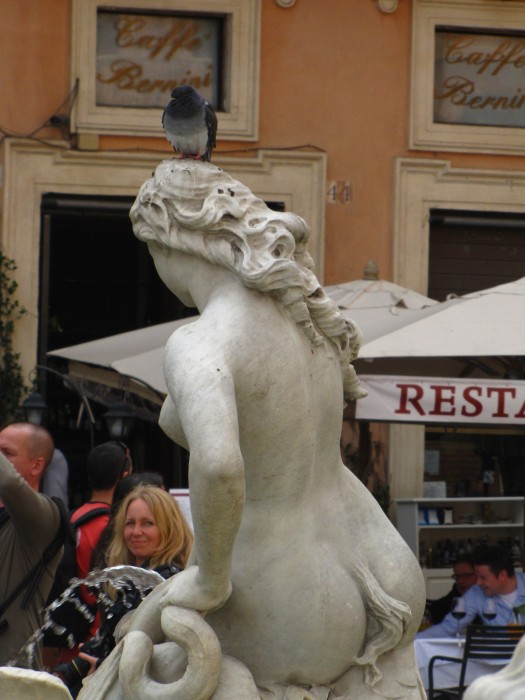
left=130, top=160, right=365, bottom=401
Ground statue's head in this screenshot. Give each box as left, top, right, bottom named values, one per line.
left=130, top=159, right=365, bottom=401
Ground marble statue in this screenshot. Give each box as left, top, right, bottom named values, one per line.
left=0, top=159, right=427, bottom=699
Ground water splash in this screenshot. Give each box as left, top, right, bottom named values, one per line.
left=8, top=565, right=164, bottom=668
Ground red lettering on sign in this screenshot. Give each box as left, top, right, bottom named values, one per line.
left=394, top=384, right=425, bottom=415
left=370, top=379, right=525, bottom=423
left=487, top=387, right=516, bottom=417
left=461, top=386, right=483, bottom=416
left=428, top=385, right=456, bottom=415
left=516, top=398, right=525, bottom=418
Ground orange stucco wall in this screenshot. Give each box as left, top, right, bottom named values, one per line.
left=0, top=0, right=413, bottom=285
left=0, top=2, right=71, bottom=136
left=257, top=1, right=412, bottom=284
left=2, top=0, right=525, bottom=284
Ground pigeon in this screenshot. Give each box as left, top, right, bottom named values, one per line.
left=162, top=85, right=218, bottom=162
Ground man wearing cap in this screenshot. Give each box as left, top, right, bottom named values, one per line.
left=73, top=441, right=133, bottom=579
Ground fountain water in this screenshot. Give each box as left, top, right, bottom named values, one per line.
left=7, top=566, right=164, bottom=669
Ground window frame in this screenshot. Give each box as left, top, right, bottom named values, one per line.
left=410, top=0, right=525, bottom=155
left=71, top=0, right=260, bottom=140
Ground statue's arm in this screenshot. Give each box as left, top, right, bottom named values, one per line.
left=160, top=330, right=245, bottom=612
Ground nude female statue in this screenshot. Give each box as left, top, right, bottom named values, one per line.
left=79, top=159, right=426, bottom=700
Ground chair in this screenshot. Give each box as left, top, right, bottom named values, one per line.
left=427, top=624, right=525, bottom=699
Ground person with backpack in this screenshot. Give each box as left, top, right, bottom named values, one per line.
left=72, top=441, right=133, bottom=583
left=42, top=441, right=132, bottom=666
left=0, top=423, right=64, bottom=668
left=55, top=484, right=192, bottom=696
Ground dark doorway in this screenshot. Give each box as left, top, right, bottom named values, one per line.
left=428, top=209, right=525, bottom=300
left=38, top=194, right=193, bottom=505
left=39, top=193, right=192, bottom=357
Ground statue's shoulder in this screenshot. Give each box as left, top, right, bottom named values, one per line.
left=165, top=319, right=232, bottom=376
left=166, top=320, right=199, bottom=347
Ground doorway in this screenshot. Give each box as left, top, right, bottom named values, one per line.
left=39, top=194, right=193, bottom=505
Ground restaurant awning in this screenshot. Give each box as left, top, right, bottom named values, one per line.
left=47, top=317, right=197, bottom=407
left=355, top=276, right=525, bottom=388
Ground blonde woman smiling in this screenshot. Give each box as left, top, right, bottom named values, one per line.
left=107, top=485, right=192, bottom=570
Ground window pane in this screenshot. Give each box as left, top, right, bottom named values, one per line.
left=96, top=10, right=223, bottom=109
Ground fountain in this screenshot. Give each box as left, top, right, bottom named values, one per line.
left=1, top=160, right=427, bottom=699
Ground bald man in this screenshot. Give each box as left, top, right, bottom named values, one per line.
left=0, top=423, right=63, bottom=668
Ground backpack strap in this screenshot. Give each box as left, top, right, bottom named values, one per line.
left=72, top=505, right=111, bottom=529
left=0, top=497, right=70, bottom=631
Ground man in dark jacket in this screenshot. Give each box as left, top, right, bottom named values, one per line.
left=0, top=423, right=62, bottom=668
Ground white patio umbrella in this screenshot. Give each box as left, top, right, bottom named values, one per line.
left=47, top=316, right=197, bottom=404
left=325, top=268, right=436, bottom=311
left=357, top=277, right=525, bottom=378
left=325, top=260, right=438, bottom=343
left=48, top=262, right=439, bottom=403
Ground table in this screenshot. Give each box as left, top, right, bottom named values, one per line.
left=415, top=637, right=508, bottom=691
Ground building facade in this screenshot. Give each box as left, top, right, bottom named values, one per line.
left=1, top=0, right=524, bottom=502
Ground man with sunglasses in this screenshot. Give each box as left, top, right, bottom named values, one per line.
left=425, top=555, right=477, bottom=626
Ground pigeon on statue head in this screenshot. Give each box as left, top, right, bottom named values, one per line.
left=162, top=85, right=218, bottom=162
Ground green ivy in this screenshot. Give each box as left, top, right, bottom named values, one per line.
left=0, top=253, right=29, bottom=427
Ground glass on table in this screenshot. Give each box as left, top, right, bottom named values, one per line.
left=451, top=597, right=466, bottom=641
left=509, top=605, right=525, bottom=628
left=451, top=597, right=466, bottom=621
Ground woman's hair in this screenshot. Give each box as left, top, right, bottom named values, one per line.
left=112, top=472, right=165, bottom=514
left=90, top=472, right=166, bottom=570
left=106, top=485, right=193, bottom=569
left=130, top=160, right=365, bottom=401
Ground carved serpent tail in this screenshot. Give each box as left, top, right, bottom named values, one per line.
left=119, top=606, right=222, bottom=700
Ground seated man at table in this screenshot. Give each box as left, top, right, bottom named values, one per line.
left=417, top=546, right=525, bottom=639
left=424, top=555, right=478, bottom=626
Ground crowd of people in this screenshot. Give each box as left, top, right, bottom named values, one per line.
left=0, top=421, right=192, bottom=697
left=2, top=419, right=525, bottom=697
